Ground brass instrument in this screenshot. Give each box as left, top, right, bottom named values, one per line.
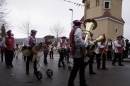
left=82, top=19, right=97, bottom=56
left=88, top=34, right=106, bottom=53
left=100, top=41, right=108, bottom=59
left=105, top=39, right=110, bottom=52
left=106, top=43, right=109, bottom=52
left=41, top=41, right=55, bottom=50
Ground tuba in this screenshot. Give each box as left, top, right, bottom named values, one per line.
left=41, top=35, right=55, bottom=50
left=82, top=19, right=106, bottom=56
left=82, top=19, right=97, bottom=56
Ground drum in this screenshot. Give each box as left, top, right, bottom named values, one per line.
left=32, top=42, right=43, bottom=52
left=22, top=46, right=31, bottom=56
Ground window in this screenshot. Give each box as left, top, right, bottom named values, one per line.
left=104, top=1, right=111, bottom=9
left=96, top=0, right=99, bottom=6
left=115, top=28, right=118, bottom=34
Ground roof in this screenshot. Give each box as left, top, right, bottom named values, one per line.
left=81, top=10, right=125, bottom=24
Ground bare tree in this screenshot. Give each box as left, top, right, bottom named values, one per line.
left=18, top=18, right=36, bottom=37
left=50, top=21, right=65, bottom=44
left=0, top=0, right=10, bottom=28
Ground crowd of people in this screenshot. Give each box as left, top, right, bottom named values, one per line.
left=0, top=20, right=130, bottom=86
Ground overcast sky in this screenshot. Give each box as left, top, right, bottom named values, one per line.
left=5, top=0, right=130, bottom=39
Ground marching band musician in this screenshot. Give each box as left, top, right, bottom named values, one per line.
left=57, top=36, right=67, bottom=68
left=68, top=20, right=90, bottom=86
left=24, top=30, right=38, bottom=74
left=97, top=34, right=108, bottom=70
left=106, top=38, right=114, bottom=60
left=95, top=44, right=100, bottom=63
left=65, top=43, right=70, bottom=63
left=43, top=43, right=49, bottom=65
left=2, top=30, right=16, bottom=68
left=112, top=36, right=124, bottom=66
left=49, top=44, right=54, bottom=59
left=85, top=33, right=96, bottom=74
left=125, top=39, right=129, bottom=58
left=122, top=38, right=127, bottom=59
left=0, top=41, right=5, bottom=62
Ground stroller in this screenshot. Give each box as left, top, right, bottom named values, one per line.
left=22, top=43, right=53, bottom=80
left=32, top=43, right=53, bottom=80
left=34, top=50, right=53, bottom=80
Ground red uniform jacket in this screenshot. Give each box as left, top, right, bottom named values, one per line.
left=5, top=36, right=14, bottom=50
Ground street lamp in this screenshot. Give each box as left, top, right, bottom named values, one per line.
left=69, top=9, right=73, bottom=30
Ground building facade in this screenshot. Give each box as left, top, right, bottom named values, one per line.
left=81, top=0, right=125, bottom=41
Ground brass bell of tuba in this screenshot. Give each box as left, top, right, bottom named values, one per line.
left=82, top=19, right=97, bottom=56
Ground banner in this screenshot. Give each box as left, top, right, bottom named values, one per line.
left=57, top=0, right=88, bottom=8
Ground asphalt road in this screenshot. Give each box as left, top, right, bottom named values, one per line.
left=0, top=53, right=130, bottom=86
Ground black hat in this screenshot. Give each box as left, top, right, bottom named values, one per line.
left=7, top=30, right=11, bottom=33
left=117, top=36, right=124, bottom=38
left=61, top=36, right=66, bottom=39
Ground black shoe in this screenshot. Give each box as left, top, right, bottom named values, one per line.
left=112, top=64, right=116, bottom=66
left=102, top=68, right=108, bottom=70
left=89, top=72, right=96, bottom=74
left=10, top=64, right=13, bottom=67
left=44, top=63, right=48, bottom=65
left=6, top=65, right=9, bottom=68
left=97, top=68, right=102, bottom=70
left=68, top=84, right=75, bottom=86
left=1, top=60, right=3, bottom=62
left=119, top=64, right=124, bottom=66
left=34, top=71, right=37, bottom=75
left=84, top=84, right=89, bottom=86
left=58, top=65, right=62, bottom=67
left=63, top=65, right=66, bottom=68
left=26, top=71, right=29, bottom=74
left=80, top=83, right=89, bottom=86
